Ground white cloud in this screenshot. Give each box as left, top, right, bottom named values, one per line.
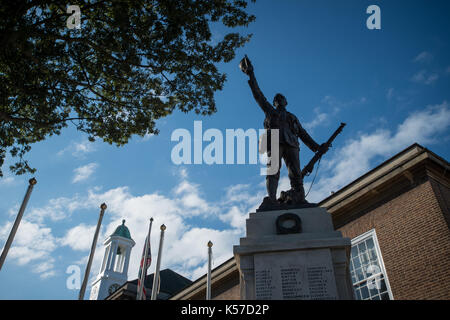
left=218, top=183, right=264, bottom=232
left=304, top=108, right=330, bottom=130
left=321, top=95, right=366, bottom=110
left=27, top=195, right=87, bottom=223
left=0, top=176, right=15, bottom=186
left=0, top=220, right=58, bottom=277
left=141, top=132, right=154, bottom=142
left=173, top=180, right=218, bottom=216
left=33, top=259, right=56, bottom=279
left=60, top=224, right=97, bottom=251
left=411, top=70, right=439, bottom=85
left=72, top=163, right=98, bottom=183
left=223, top=184, right=252, bottom=203
left=169, top=227, right=241, bottom=280
left=7, top=246, right=47, bottom=265
left=179, top=168, right=188, bottom=179
left=219, top=206, right=248, bottom=232
left=58, top=140, right=96, bottom=158
left=425, top=73, right=439, bottom=84
left=39, top=270, right=57, bottom=279
left=413, top=51, right=433, bottom=63
left=306, top=96, right=367, bottom=131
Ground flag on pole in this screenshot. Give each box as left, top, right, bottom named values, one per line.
left=137, top=218, right=153, bottom=300
left=137, top=235, right=151, bottom=298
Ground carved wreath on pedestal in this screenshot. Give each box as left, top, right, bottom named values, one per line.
left=276, top=213, right=302, bottom=234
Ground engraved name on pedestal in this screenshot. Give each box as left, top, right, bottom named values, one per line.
left=254, top=249, right=338, bottom=300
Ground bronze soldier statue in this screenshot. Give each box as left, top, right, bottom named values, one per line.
left=240, top=55, right=329, bottom=211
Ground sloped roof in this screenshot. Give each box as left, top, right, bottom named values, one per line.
left=129, top=268, right=192, bottom=296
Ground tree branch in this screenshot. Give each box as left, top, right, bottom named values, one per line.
left=0, top=110, right=97, bottom=127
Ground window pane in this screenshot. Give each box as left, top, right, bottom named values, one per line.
left=372, top=294, right=380, bottom=300
left=351, top=246, right=358, bottom=259
left=356, top=268, right=365, bottom=282
left=380, top=292, right=390, bottom=300
left=353, top=257, right=361, bottom=269
left=366, top=238, right=375, bottom=250
left=368, top=282, right=379, bottom=296
left=368, top=248, right=378, bottom=261
left=361, top=265, right=368, bottom=278
left=361, top=252, right=369, bottom=265
left=360, top=285, right=369, bottom=299
left=358, top=242, right=367, bottom=254
left=379, top=278, right=387, bottom=292
left=355, top=288, right=362, bottom=300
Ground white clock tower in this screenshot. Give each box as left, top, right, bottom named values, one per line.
left=89, top=220, right=135, bottom=300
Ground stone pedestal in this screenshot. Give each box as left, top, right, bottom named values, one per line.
left=233, top=207, right=355, bottom=300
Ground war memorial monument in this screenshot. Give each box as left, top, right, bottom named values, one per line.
left=233, top=56, right=355, bottom=300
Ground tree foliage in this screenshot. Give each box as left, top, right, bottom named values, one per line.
left=0, top=0, right=255, bottom=176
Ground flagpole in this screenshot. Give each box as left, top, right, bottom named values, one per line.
left=0, top=178, right=37, bottom=271
left=137, top=217, right=153, bottom=300
left=78, top=203, right=107, bottom=300
left=206, top=241, right=213, bottom=300
left=151, top=224, right=166, bottom=300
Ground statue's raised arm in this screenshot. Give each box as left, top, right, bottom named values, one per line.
left=239, top=55, right=275, bottom=116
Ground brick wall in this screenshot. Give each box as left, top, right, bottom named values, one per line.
left=213, top=283, right=240, bottom=300
left=338, top=179, right=450, bottom=300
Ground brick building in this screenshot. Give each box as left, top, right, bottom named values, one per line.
left=170, top=143, right=450, bottom=300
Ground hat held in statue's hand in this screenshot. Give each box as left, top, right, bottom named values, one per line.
left=239, top=55, right=253, bottom=75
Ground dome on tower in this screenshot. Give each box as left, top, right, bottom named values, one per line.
left=111, top=219, right=132, bottom=240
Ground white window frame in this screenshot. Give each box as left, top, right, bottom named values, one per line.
left=351, top=229, right=394, bottom=300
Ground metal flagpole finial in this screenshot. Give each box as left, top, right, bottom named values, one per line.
left=160, top=224, right=166, bottom=231
left=100, top=203, right=107, bottom=210
left=150, top=217, right=154, bottom=222
left=29, top=177, right=37, bottom=185
left=207, top=241, right=213, bottom=247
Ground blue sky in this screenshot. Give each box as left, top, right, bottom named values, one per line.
left=1, top=0, right=450, bottom=299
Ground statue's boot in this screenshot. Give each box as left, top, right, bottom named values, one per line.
left=256, top=177, right=280, bottom=211
left=278, top=186, right=308, bottom=204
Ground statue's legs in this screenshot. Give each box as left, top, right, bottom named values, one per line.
left=266, top=144, right=306, bottom=203
left=283, top=146, right=306, bottom=202
left=266, top=146, right=282, bottom=202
